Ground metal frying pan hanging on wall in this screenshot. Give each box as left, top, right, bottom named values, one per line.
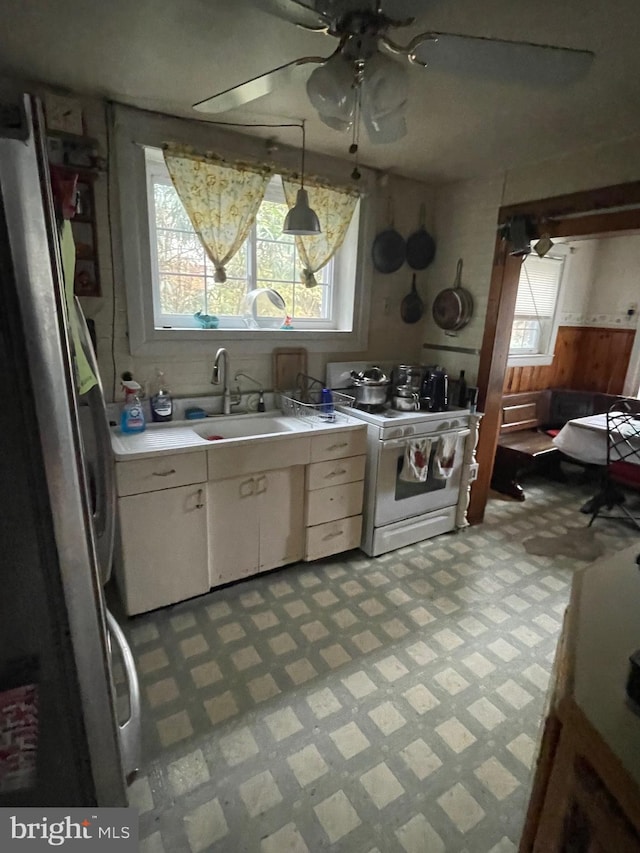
left=406, top=204, right=436, bottom=270
left=432, top=258, right=474, bottom=331
left=372, top=197, right=406, bottom=274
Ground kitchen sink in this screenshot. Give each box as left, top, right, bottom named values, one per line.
left=189, top=414, right=299, bottom=441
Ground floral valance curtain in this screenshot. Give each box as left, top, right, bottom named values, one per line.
left=163, top=145, right=272, bottom=283
left=282, top=179, right=359, bottom=288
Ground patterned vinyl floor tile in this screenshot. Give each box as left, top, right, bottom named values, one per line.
left=114, top=474, right=639, bottom=852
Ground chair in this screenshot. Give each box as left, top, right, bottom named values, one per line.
left=589, top=398, right=640, bottom=532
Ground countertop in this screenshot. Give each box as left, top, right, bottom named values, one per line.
left=571, top=542, right=640, bottom=788
left=110, top=411, right=366, bottom=461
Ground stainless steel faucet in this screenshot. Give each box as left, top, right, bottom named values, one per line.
left=211, top=347, right=231, bottom=415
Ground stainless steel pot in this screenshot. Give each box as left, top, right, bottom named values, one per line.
left=394, top=383, right=418, bottom=398
left=350, top=367, right=390, bottom=407
left=392, top=393, right=420, bottom=411
left=391, top=364, right=424, bottom=390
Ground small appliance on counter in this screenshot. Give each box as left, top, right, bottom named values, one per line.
left=420, top=367, right=448, bottom=412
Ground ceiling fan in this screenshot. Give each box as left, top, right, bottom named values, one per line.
left=193, top=0, right=594, bottom=145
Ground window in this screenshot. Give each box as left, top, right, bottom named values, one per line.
left=509, top=244, right=568, bottom=364
left=145, top=148, right=358, bottom=332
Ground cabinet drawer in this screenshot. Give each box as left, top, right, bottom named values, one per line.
left=305, top=515, right=362, bottom=561
left=207, top=436, right=309, bottom=479
left=116, top=451, right=207, bottom=496
left=306, top=455, right=366, bottom=491
left=305, top=480, right=365, bottom=526
left=310, top=427, right=367, bottom=462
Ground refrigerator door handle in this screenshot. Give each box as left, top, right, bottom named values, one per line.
left=74, top=298, right=116, bottom=580
left=106, top=609, right=141, bottom=780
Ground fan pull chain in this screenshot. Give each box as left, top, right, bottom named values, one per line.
left=350, top=84, right=361, bottom=181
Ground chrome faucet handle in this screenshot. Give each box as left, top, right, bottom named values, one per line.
left=234, top=371, right=263, bottom=392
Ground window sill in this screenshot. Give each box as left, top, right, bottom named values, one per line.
left=507, top=353, right=554, bottom=368
left=130, top=326, right=366, bottom=357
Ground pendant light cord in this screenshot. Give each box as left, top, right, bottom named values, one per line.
left=300, top=120, right=306, bottom=189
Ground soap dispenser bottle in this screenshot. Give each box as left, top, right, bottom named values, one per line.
left=150, top=369, right=173, bottom=422
left=120, top=373, right=146, bottom=433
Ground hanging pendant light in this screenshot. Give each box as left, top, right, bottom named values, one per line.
left=283, top=120, right=321, bottom=236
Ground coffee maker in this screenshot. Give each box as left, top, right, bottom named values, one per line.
left=420, top=368, right=448, bottom=412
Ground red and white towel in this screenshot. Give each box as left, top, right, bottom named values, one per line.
left=433, top=434, right=458, bottom=479
left=399, top=439, right=432, bottom=483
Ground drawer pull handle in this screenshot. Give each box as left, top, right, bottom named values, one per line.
left=327, top=442, right=349, bottom=450
left=195, top=489, right=204, bottom=509
left=322, top=530, right=344, bottom=541
left=327, top=468, right=347, bottom=478
left=254, top=475, right=267, bottom=495
left=152, top=468, right=176, bottom=477
left=239, top=478, right=255, bottom=498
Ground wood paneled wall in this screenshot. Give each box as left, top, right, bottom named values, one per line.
left=504, top=326, right=636, bottom=394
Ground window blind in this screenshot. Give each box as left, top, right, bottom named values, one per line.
left=514, top=254, right=564, bottom=318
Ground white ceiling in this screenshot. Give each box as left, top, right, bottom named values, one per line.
left=2, top=0, right=640, bottom=183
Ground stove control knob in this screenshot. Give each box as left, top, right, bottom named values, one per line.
left=403, top=426, right=416, bottom=437
left=388, top=427, right=404, bottom=439
left=449, top=419, right=460, bottom=428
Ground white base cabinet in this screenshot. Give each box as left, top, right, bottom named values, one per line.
left=114, top=425, right=367, bottom=613
left=117, top=484, right=208, bottom=615
left=208, top=466, right=304, bottom=588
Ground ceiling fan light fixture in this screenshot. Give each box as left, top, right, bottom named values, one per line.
left=362, top=98, right=407, bottom=144
left=307, top=52, right=356, bottom=127
left=361, top=53, right=409, bottom=120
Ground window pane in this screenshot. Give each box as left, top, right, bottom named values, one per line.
left=153, top=182, right=192, bottom=230
left=206, top=280, right=249, bottom=317
left=205, top=243, right=248, bottom=280
left=257, top=238, right=296, bottom=282
left=256, top=281, right=293, bottom=317
left=159, top=274, right=205, bottom=315
left=157, top=230, right=205, bottom=276
left=257, top=200, right=293, bottom=242
left=510, top=318, right=540, bottom=352
left=294, top=285, right=324, bottom=319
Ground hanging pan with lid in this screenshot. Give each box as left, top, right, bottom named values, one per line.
left=371, top=198, right=406, bottom=274
left=406, top=203, right=436, bottom=271
left=432, top=258, right=474, bottom=332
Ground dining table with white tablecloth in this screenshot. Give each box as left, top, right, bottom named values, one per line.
left=552, top=412, right=640, bottom=466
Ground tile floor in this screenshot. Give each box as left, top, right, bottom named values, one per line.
left=112, top=475, right=639, bottom=852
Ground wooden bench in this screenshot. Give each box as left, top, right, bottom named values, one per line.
left=491, top=389, right=620, bottom=501
left=491, top=391, right=560, bottom=501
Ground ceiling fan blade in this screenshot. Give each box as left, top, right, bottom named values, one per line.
left=408, top=32, right=594, bottom=86
left=193, top=56, right=327, bottom=114
left=254, top=0, right=331, bottom=29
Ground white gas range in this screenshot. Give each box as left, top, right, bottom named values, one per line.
left=326, top=362, right=478, bottom=556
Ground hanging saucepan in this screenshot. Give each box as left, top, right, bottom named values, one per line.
left=371, top=198, right=406, bottom=274
left=432, top=258, right=474, bottom=332
left=406, top=203, right=436, bottom=270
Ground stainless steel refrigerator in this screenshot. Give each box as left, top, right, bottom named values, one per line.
left=0, top=94, right=139, bottom=806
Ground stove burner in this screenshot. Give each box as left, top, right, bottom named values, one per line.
left=354, top=402, right=386, bottom=413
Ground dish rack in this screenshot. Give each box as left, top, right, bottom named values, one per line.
left=279, top=374, right=355, bottom=425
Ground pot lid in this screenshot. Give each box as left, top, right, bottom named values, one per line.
left=351, top=366, right=389, bottom=385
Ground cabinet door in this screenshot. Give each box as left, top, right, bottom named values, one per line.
left=257, top=466, right=304, bottom=572
left=118, top=485, right=208, bottom=615
left=208, top=474, right=259, bottom=587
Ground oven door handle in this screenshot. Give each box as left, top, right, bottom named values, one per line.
left=381, top=428, right=471, bottom=451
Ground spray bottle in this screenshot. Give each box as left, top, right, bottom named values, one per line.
left=120, top=372, right=146, bottom=433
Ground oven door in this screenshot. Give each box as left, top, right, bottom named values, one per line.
left=374, top=429, right=468, bottom=527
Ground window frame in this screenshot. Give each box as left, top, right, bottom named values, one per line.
left=146, top=151, right=339, bottom=331
left=507, top=244, right=571, bottom=367
left=114, top=105, right=374, bottom=357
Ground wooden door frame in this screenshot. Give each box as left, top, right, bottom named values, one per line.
left=468, top=179, right=640, bottom=525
